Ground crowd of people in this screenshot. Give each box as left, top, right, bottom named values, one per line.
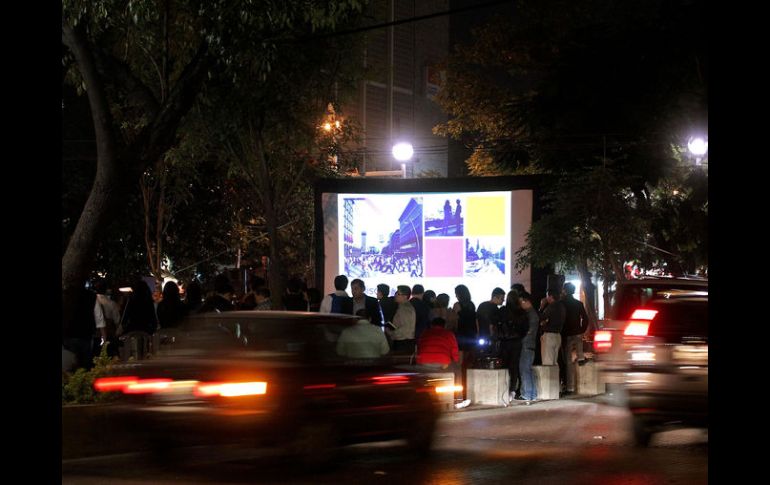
left=63, top=271, right=592, bottom=405
left=311, top=275, right=592, bottom=404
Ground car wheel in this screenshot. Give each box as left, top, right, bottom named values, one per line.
left=287, top=420, right=341, bottom=469
left=632, top=416, right=654, bottom=447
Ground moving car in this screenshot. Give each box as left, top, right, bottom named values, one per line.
left=94, top=311, right=444, bottom=466
left=594, top=277, right=708, bottom=446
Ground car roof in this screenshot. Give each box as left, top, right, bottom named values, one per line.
left=187, top=310, right=361, bottom=324
left=617, top=277, right=708, bottom=288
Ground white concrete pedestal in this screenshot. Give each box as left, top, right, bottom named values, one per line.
left=577, top=361, right=606, bottom=395
left=467, top=368, right=509, bottom=406
left=533, top=365, right=560, bottom=400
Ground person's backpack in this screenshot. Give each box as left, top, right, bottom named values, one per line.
left=329, top=293, right=354, bottom=314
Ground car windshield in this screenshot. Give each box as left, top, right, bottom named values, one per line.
left=609, top=284, right=708, bottom=343
left=610, top=284, right=708, bottom=320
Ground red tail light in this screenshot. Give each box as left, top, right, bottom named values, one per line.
left=593, top=331, right=613, bottom=352
left=623, top=308, right=658, bottom=337
left=93, top=376, right=139, bottom=392
left=94, top=377, right=268, bottom=397
left=360, top=374, right=410, bottom=385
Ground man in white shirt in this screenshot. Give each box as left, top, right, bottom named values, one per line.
left=94, top=280, right=121, bottom=352
left=386, top=285, right=416, bottom=354
left=336, top=310, right=390, bottom=359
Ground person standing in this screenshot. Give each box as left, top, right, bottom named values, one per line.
left=560, top=282, right=590, bottom=395
left=386, top=285, right=416, bottom=354
left=283, top=277, right=309, bottom=311
left=184, top=280, right=203, bottom=314
left=499, top=290, right=525, bottom=400
left=350, top=278, right=383, bottom=326
left=122, top=279, right=159, bottom=335
left=63, top=286, right=98, bottom=370
left=453, top=284, right=477, bottom=351
left=430, top=293, right=458, bottom=333
left=93, top=280, right=121, bottom=356
left=320, top=275, right=354, bottom=314
left=377, top=283, right=396, bottom=326
left=476, top=287, right=505, bottom=341
left=518, top=294, right=540, bottom=401
left=410, top=284, right=431, bottom=340
left=156, top=281, right=187, bottom=329
left=453, top=284, right=476, bottom=400
left=540, top=289, right=565, bottom=366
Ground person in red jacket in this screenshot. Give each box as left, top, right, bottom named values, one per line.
left=416, top=317, right=460, bottom=369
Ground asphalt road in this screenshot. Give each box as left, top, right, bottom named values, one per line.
left=62, top=397, right=708, bottom=484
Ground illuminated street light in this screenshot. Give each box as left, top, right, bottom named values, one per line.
left=687, top=137, right=708, bottom=165
left=392, top=142, right=414, bottom=161
left=392, top=141, right=413, bottom=179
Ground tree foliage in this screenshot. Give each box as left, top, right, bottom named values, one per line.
left=62, top=0, right=368, bottom=322
left=435, top=0, right=707, bottom=285
left=206, top=10, right=367, bottom=306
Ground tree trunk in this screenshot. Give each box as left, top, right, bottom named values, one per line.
left=62, top=24, right=122, bottom=328
left=62, top=24, right=211, bottom=328
left=253, top=127, right=286, bottom=310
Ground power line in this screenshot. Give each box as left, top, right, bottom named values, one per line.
left=299, top=0, right=514, bottom=41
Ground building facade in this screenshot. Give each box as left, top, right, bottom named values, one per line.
left=342, top=0, right=450, bottom=177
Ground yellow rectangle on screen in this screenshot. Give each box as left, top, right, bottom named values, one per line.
left=466, top=196, right=505, bottom=236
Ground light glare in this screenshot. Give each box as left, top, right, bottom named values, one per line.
left=392, top=142, right=414, bottom=161
left=687, top=137, right=708, bottom=156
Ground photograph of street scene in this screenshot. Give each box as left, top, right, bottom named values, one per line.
left=423, top=196, right=464, bottom=237
left=465, top=237, right=506, bottom=277
left=340, top=195, right=424, bottom=282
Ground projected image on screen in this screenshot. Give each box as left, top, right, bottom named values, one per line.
left=424, top=197, right=463, bottom=237
left=340, top=195, right=424, bottom=280
left=337, top=191, right=513, bottom=302
left=465, top=238, right=506, bottom=276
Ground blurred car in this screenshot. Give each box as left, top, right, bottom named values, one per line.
left=593, top=277, right=708, bottom=446
left=94, top=311, right=445, bottom=466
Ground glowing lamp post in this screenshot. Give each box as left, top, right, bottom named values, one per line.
left=392, top=142, right=413, bottom=178
left=687, top=137, right=708, bottom=166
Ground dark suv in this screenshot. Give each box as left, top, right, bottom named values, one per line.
left=94, top=311, right=445, bottom=466
left=594, top=278, right=708, bottom=446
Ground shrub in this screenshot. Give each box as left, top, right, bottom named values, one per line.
left=62, top=345, right=120, bottom=405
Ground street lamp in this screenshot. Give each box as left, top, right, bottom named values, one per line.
left=687, top=136, right=708, bottom=166
left=392, top=141, right=413, bottom=178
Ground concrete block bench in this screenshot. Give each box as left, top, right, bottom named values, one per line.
left=533, top=365, right=560, bottom=400
left=467, top=368, right=509, bottom=406
left=577, top=360, right=606, bottom=395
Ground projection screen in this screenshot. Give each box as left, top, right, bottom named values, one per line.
left=317, top=178, right=538, bottom=305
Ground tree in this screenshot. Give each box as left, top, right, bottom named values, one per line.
left=209, top=17, right=366, bottom=308
left=434, top=0, right=706, bottom=180
left=515, top=162, right=650, bottom=317
left=434, top=0, right=707, bottom=302
left=62, top=0, right=368, bottom=323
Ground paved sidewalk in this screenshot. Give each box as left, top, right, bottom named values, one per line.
left=443, top=393, right=612, bottom=419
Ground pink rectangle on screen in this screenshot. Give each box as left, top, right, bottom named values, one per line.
left=425, top=238, right=463, bottom=277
